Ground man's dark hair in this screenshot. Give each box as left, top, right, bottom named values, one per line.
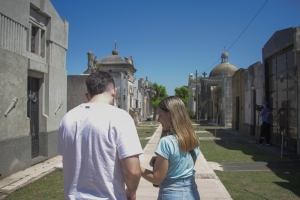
left=85, top=71, right=115, bottom=97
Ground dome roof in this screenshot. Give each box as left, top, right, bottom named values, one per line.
left=99, top=55, right=127, bottom=64
left=221, top=51, right=228, bottom=59
left=209, top=62, right=238, bottom=77
left=112, top=49, right=118, bottom=55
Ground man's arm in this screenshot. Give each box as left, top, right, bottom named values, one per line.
left=120, top=155, right=141, bottom=200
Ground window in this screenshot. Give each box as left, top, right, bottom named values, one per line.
left=29, top=7, right=47, bottom=57
left=31, top=26, right=38, bottom=53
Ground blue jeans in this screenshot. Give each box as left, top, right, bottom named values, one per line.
left=158, top=176, right=200, bottom=200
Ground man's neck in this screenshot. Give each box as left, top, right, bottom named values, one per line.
left=88, top=93, right=113, bottom=105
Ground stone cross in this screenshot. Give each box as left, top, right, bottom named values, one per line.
left=202, top=72, right=207, bottom=78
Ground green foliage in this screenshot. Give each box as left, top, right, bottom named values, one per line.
left=213, top=85, right=222, bottom=103
left=174, top=86, right=190, bottom=106
left=151, top=83, right=168, bottom=109
left=95, top=64, right=102, bottom=71
left=187, top=108, right=195, bottom=119
left=151, top=83, right=168, bottom=120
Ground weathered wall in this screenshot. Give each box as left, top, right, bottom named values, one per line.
left=244, top=62, right=264, bottom=137
left=262, top=27, right=298, bottom=152
left=0, top=48, right=29, bottom=140
left=67, top=75, right=89, bottom=112
left=295, top=27, right=300, bottom=155
left=232, top=69, right=245, bottom=131
left=0, top=0, right=68, bottom=177
left=47, top=65, right=67, bottom=131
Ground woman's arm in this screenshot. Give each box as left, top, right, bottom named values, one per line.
left=140, top=154, right=169, bottom=185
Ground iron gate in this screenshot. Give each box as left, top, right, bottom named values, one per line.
left=27, top=77, right=39, bottom=158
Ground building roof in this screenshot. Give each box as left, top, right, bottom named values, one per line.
left=209, top=50, right=238, bottom=78
left=99, top=49, right=128, bottom=64
left=209, top=62, right=238, bottom=77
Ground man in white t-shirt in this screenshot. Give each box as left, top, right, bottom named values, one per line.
left=58, top=71, right=143, bottom=200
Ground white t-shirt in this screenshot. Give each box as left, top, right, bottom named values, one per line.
left=58, top=103, right=143, bottom=200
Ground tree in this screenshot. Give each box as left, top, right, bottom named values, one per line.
left=174, top=86, right=190, bottom=106
left=151, top=83, right=168, bottom=120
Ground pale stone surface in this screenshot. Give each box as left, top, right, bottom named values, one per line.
left=208, top=162, right=224, bottom=171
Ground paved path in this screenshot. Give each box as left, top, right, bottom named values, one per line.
left=137, top=125, right=232, bottom=200
left=0, top=124, right=232, bottom=200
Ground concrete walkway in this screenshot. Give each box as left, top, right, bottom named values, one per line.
left=137, top=125, right=232, bottom=200
left=0, top=125, right=232, bottom=200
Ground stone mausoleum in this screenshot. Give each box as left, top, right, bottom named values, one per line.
left=0, top=0, right=68, bottom=178
left=200, top=50, right=238, bottom=127
left=67, top=45, right=153, bottom=125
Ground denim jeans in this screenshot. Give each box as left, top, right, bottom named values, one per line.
left=158, top=176, right=200, bottom=200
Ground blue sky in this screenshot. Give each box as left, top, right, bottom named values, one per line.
left=50, top=0, right=300, bottom=95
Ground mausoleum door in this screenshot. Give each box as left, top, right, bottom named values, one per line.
left=27, top=77, right=40, bottom=158
left=236, top=97, right=240, bottom=130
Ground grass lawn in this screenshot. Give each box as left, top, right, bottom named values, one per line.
left=199, top=128, right=299, bottom=200
left=136, top=125, right=157, bottom=148
left=4, top=170, right=64, bottom=200
left=216, top=171, right=300, bottom=200
left=3, top=125, right=157, bottom=200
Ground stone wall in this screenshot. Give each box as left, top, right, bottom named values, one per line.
left=67, top=75, right=89, bottom=112
left=0, top=0, right=68, bottom=178
left=0, top=48, right=29, bottom=140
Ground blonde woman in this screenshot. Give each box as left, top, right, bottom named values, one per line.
left=141, top=96, right=200, bottom=200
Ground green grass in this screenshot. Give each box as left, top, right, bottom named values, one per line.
left=198, top=129, right=299, bottom=200
left=4, top=170, right=64, bottom=200
left=216, top=171, right=300, bottom=200
left=136, top=125, right=157, bottom=148
left=3, top=125, right=157, bottom=200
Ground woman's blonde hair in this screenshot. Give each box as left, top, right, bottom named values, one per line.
left=158, top=96, right=199, bottom=153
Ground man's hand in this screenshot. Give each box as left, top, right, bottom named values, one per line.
left=121, top=155, right=141, bottom=200
left=125, top=188, right=136, bottom=200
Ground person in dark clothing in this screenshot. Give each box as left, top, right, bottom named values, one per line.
left=258, top=101, right=271, bottom=145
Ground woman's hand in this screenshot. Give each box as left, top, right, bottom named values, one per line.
left=149, top=156, right=157, bottom=167
left=140, top=154, right=168, bottom=185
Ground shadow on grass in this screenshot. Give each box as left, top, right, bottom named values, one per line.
left=198, top=125, right=300, bottom=199
left=216, top=171, right=300, bottom=200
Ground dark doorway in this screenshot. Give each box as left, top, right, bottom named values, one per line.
left=236, top=97, right=240, bottom=130
left=27, top=77, right=40, bottom=158
left=252, top=90, right=256, bottom=136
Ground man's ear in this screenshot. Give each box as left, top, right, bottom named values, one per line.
left=112, top=88, right=117, bottom=98
left=85, top=93, right=91, bottom=101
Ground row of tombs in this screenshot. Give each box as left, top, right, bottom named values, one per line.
left=188, top=27, right=300, bottom=154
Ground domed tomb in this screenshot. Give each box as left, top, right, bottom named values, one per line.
left=99, top=49, right=127, bottom=65
left=209, top=51, right=238, bottom=78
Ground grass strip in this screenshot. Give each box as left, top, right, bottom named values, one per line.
left=216, top=171, right=300, bottom=200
